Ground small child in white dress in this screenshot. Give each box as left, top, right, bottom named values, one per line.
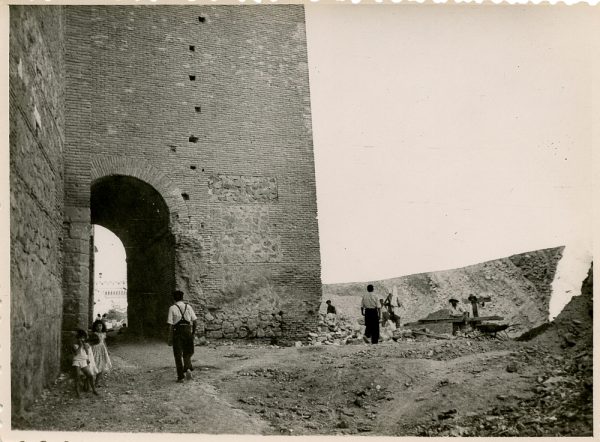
left=91, top=320, right=113, bottom=387
left=72, top=329, right=98, bottom=397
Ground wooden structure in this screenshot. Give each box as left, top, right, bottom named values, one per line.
left=404, top=315, right=504, bottom=327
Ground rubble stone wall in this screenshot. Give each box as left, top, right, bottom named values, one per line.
left=9, top=5, right=66, bottom=414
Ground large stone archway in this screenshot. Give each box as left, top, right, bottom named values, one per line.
left=90, top=156, right=190, bottom=228
left=62, top=157, right=190, bottom=348
left=91, top=174, right=175, bottom=337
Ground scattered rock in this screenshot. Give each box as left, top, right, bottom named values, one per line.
left=563, top=333, right=577, bottom=347
left=195, top=336, right=209, bottom=346
left=506, top=362, right=518, bottom=373
left=438, top=409, right=457, bottom=420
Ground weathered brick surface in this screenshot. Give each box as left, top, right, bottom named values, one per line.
left=64, top=5, right=322, bottom=341
left=9, top=6, right=323, bottom=412
left=208, top=175, right=278, bottom=203
left=9, top=5, right=66, bottom=415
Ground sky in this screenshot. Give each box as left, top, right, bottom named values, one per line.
left=304, top=5, right=594, bottom=315
left=93, top=4, right=595, bottom=319
left=94, top=226, right=127, bottom=283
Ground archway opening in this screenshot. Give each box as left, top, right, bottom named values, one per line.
left=91, top=225, right=128, bottom=329
left=91, top=175, right=174, bottom=338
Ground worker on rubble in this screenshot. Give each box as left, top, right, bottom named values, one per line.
left=449, top=298, right=468, bottom=335
left=325, top=300, right=337, bottom=327
left=380, top=299, right=390, bottom=327
left=385, top=286, right=402, bottom=328
left=325, top=300, right=337, bottom=315
left=361, top=284, right=380, bottom=344
left=449, top=298, right=467, bottom=315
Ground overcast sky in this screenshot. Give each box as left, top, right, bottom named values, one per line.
left=93, top=4, right=595, bottom=318
left=304, top=5, right=594, bottom=307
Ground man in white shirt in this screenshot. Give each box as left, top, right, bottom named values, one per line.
left=361, top=284, right=381, bottom=344
left=167, top=290, right=198, bottom=383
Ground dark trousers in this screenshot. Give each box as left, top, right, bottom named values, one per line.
left=173, top=332, right=194, bottom=380
left=364, top=308, right=380, bottom=344
left=390, top=310, right=402, bottom=328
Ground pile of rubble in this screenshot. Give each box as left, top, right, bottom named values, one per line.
left=402, top=265, right=594, bottom=437
left=404, top=344, right=593, bottom=436
left=306, top=314, right=362, bottom=346
left=304, top=314, right=440, bottom=346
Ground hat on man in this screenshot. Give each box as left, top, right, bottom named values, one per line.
left=449, top=298, right=459, bottom=304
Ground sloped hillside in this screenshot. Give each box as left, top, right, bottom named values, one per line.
left=520, top=263, right=593, bottom=348
left=322, top=247, right=564, bottom=336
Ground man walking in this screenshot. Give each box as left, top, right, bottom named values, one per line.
left=361, top=284, right=380, bottom=344
left=167, top=290, right=198, bottom=383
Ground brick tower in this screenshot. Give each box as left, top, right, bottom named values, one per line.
left=10, top=4, right=322, bottom=414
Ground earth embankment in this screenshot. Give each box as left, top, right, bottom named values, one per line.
left=322, top=247, right=564, bottom=336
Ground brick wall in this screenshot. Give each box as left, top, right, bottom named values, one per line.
left=9, top=5, right=66, bottom=414
left=64, top=5, right=322, bottom=341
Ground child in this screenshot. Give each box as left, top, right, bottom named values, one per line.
left=72, top=329, right=99, bottom=397
left=90, top=319, right=113, bottom=387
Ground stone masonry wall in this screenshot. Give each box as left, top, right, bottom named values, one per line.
left=64, top=6, right=322, bottom=341
left=9, top=6, right=66, bottom=414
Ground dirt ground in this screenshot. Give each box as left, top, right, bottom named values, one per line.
left=13, top=266, right=593, bottom=436
left=13, top=329, right=592, bottom=436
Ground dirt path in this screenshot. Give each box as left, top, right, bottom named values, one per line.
left=13, top=334, right=590, bottom=436
left=14, top=339, right=270, bottom=434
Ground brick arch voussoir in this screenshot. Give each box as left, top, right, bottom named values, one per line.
left=90, top=156, right=190, bottom=227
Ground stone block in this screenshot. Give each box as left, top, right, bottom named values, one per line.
left=205, top=322, right=221, bottom=331
left=64, top=206, right=90, bottom=223
left=212, top=232, right=282, bottom=264
left=64, top=238, right=89, bottom=255
left=223, top=324, right=235, bottom=334
left=62, top=313, right=80, bottom=330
